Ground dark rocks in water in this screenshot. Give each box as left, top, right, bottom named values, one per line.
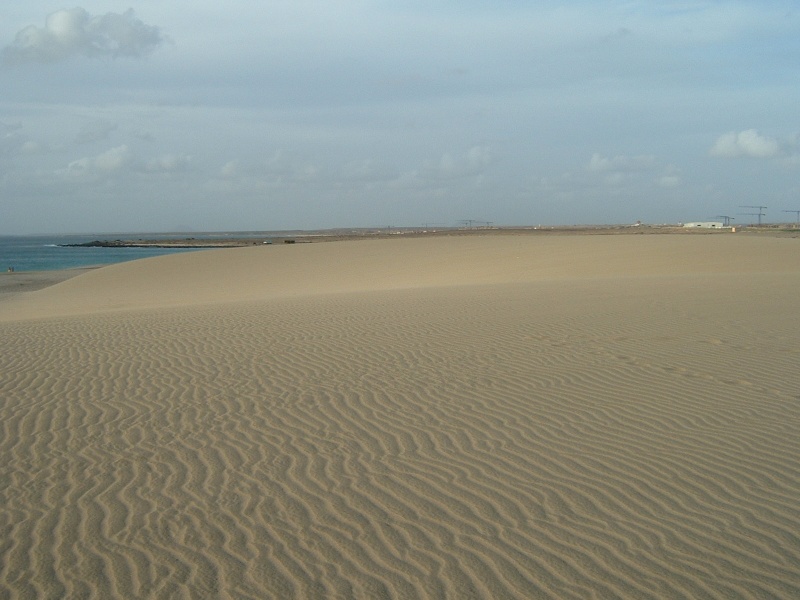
left=60, top=240, right=127, bottom=247
left=58, top=239, right=241, bottom=248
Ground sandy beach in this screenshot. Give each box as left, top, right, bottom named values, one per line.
left=0, top=266, right=98, bottom=297
left=1, top=233, right=799, bottom=599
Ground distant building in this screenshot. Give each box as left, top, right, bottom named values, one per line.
left=683, top=222, right=726, bottom=229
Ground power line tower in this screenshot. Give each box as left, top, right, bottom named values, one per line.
left=715, top=215, right=734, bottom=226
left=739, top=205, right=767, bottom=226
left=459, top=219, right=494, bottom=229
left=782, top=210, right=800, bottom=227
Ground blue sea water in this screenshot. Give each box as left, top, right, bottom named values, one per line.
left=0, top=235, right=210, bottom=272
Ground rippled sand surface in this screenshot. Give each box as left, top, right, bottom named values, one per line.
left=1, top=234, right=799, bottom=599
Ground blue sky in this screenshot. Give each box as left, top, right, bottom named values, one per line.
left=2, top=2, right=799, bottom=233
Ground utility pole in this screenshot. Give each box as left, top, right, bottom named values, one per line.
left=782, top=210, right=800, bottom=227
left=459, top=219, right=493, bottom=229
left=715, top=215, right=734, bottom=226
left=739, top=205, right=767, bottom=226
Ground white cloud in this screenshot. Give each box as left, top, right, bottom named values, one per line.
left=21, top=141, right=42, bottom=154
left=588, top=153, right=655, bottom=173
left=0, top=123, right=44, bottom=159
left=420, top=145, right=493, bottom=180
left=587, top=153, right=658, bottom=187
left=341, top=159, right=399, bottom=182
left=655, top=164, right=681, bottom=188
left=220, top=160, right=240, bottom=178
left=215, top=151, right=322, bottom=186
left=65, top=146, right=192, bottom=176
left=602, top=172, right=626, bottom=186
left=263, top=150, right=293, bottom=177
left=656, top=175, right=681, bottom=188
left=467, top=145, right=492, bottom=169
left=145, top=154, right=192, bottom=173
left=66, top=145, right=133, bottom=174
left=709, top=129, right=780, bottom=158
left=258, top=151, right=320, bottom=183
left=385, top=145, right=493, bottom=193
left=3, top=8, right=165, bottom=65
left=293, top=164, right=319, bottom=182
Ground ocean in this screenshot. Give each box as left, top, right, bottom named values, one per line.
left=0, top=234, right=212, bottom=272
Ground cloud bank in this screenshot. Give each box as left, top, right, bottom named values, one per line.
left=3, top=7, right=165, bottom=64
left=710, top=129, right=780, bottom=159
left=66, top=145, right=133, bottom=175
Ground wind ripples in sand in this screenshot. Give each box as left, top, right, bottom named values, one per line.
left=1, top=276, right=800, bottom=598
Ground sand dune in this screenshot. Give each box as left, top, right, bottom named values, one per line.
left=1, top=233, right=798, bottom=320
left=1, top=234, right=799, bottom=598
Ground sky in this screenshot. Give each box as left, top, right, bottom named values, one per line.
left=1, top=2, right=799, bottom=234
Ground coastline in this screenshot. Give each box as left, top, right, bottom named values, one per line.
left=54, top=223, right=800, bottom=250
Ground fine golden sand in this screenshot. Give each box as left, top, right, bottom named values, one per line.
left=1, top=234, right=799, bottom=599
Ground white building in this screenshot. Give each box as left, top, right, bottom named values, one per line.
left=682, top=222, right=726, bottom=229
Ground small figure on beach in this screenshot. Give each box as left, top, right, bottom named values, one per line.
left=7, top=266, right=14, bottom=273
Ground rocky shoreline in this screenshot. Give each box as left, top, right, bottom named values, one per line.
left=58, top=239, right=249, bottom=249
left=55, top=224, right=800, bottom=250
left=53, top=225, right=721, bottom=249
